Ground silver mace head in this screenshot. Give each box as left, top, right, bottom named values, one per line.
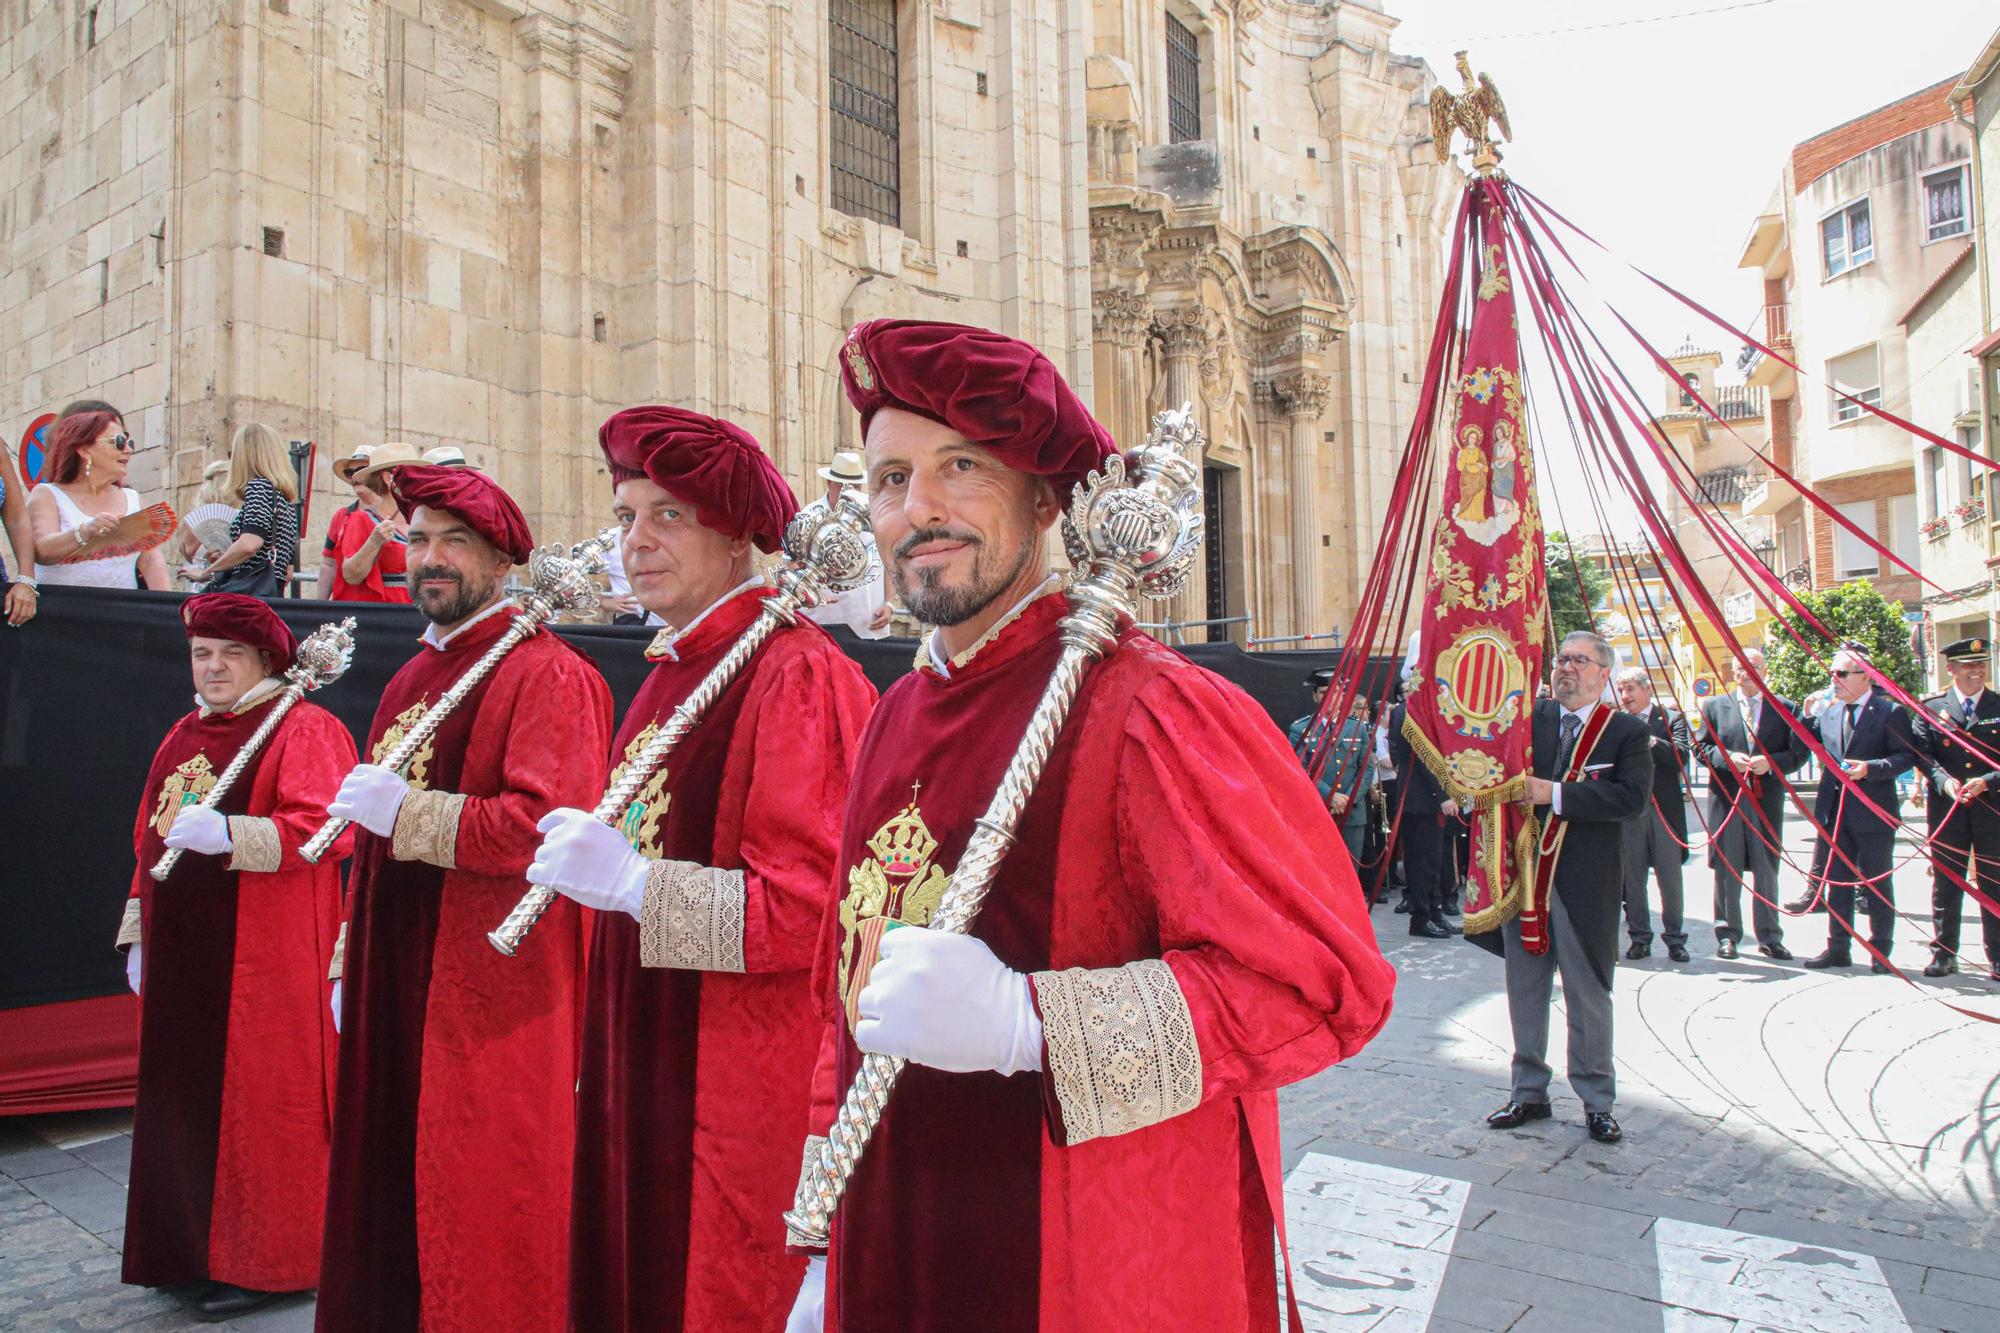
left=1062, top=404, right=1204, bottom=603
left=524, top=526, right=621, bottom=619
left=285, top=616, right=359, bottom=690
left=776, top=492, right=876, bottom=607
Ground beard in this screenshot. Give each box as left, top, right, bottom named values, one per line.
left=411, top=564, right=500, bottom=626
left=891, top=525, right=1036, bottom=628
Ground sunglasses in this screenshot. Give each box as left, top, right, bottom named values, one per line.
left=1830, top=669, right=1864, bottom=678
left=107, top=434, right=136, bottom=453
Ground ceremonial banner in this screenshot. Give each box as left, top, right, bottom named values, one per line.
left=1401, top=180, right=1551, bottom=948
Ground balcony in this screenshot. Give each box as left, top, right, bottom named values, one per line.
left=1739, top=468, right=1797, bottom=518
left=1743, top=305, right=1795, bottom=393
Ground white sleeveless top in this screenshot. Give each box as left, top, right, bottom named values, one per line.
left=35, top=484, right=144, bottom=588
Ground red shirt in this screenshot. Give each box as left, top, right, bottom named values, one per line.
left=323, top=503, right=410, bottom=603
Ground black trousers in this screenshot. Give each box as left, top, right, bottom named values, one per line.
left=1928, top=806, right=2000, bottom=967
left=1402, top=813, right=1452, bottom=925
left=1817, top=825, right=1896, bottom=959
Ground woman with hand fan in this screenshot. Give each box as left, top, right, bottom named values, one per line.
left=29, top=407, right=173, bottom=591
left=186, top=423, right=299, bottom=599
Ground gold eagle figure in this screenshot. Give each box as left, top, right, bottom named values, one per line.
left=1429, top=51, right=1510, bottom=170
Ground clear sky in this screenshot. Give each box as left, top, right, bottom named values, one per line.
left=1384, top=0, right=1998, bottom=531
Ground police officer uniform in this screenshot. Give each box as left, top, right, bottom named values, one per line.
left=1910, top=637, right=2000, bottom=981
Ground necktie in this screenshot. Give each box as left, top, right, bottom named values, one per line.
left=1842, top=702, right=1860, bottom=760
left=1740, top=696, right=1755, bottom=736
left=1964, top=695, right=1977, bottom=725
left=1556, top=712, right=1581, bottom=775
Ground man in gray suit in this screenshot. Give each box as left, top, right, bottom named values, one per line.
left=1483, top=630, right=1652, bottom=1144
left=1614, top=667, right=1692, bottom=962
left=1698, top=648, right=1809, bottom=960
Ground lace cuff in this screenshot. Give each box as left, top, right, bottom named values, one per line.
left=328, top=921, right=347, bottom=981
left=1031, top=958, right=1203, bottom=1147
left=115, top=898, right=143, bottom=950
left=391, top=789, right=465, bottom=868
left=226, top=816, right=282, bottom=873
left=638, top=859, right=747, bottom=972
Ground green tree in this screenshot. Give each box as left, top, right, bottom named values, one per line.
left=1544, top=530, right=1611, bottom=640
left=1761, top=581, right=1921, bottom=703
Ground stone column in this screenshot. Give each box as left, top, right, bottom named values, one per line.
left=1091, top=286, right=1152, bottom=446
left=1273, top=372, right=1332, bottom=636
left=1152, top=307, right=1212, bottom=637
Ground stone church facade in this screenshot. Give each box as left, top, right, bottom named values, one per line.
left=1, top=0, right=1455, bottom=640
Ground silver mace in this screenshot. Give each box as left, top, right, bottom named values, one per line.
left=782, top=406, right=1205, bottom=1249
left=150, top=616, right=360, bottom=881
left=487, top=494, right=878, bottom=956
left=299, top=527, right=620, bottom=864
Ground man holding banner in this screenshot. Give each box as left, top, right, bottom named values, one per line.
left=1488, top=630, right=1651, bottom=1143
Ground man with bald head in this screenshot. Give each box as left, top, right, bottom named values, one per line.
left=1697, top=648, right=1809, bottom=960
left=1799, top=646, right=1918, bottom=971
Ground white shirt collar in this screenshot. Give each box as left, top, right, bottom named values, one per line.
left=648, top=575, right=766, bottom=662
left=924, top=576, right=1060, bottom=679
left=1954, top=686, right=1984, bottom=710
left=195, top=674, right=284, bottom=719
left=1559, top=699, right=1597, bottom=727
left=421, top=595, right=516, bottom=650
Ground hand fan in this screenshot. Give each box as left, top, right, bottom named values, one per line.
left=63, top=502, right=178, bottom=563
left=184, top=503, right=238, bottom=554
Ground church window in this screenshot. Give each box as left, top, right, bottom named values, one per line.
left=830, top=0, right=901, bottom=228
left=1166, top=15, right=1201, bottom=144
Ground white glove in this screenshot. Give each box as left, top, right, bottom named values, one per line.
left=853, top=927, right=1043, bottom=1075
left=330, top=980, right=343, bottom=1034
left=525, top=808, right=649, bottom=918
left=327, top=763, right=412, bottom=837
left=784, top=1255, right=826, bottom=1333
left=163, top=804, right=233, bottom=855
left=126, top=944, right=142, bottom=996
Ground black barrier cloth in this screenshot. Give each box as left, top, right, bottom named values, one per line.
left=0, top=586, right=1386, bottom=1011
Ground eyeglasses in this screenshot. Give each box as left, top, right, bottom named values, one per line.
left=1830, top=669, right=1864, bottom=678
left=108, top=434, right=136, bottom=453
left=1552, top=653, right=1602, bottom=669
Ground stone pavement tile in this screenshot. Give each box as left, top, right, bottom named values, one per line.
left=1445, top=1226, right=1668, bottom=1306
left=1488, top=1164, right=1738, bottom=1230
left=1920, top=1266, right=2000, bottom=1311
left=19, top=1166, right=128, bottom=1236
left=1723, top=1210, right=2000, bottom=1285
left=0, top=1143, right=84, bottom=1182
left=1432, top=1249, right=1667, bottom=1328
left=1285, top=1134, right=1517, bottom=1189
left=68, top=1136, right=132, bottom=1187
left=1464, top=1178, right=1664, bottom=1235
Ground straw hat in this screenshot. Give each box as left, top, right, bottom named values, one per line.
left=332, top=444, right=374, bottom=482
left=349, top=441, right=424, bottom=485
left=816, top=450, right=865, bottom=486
left=421, top=445, right=470, bottom=467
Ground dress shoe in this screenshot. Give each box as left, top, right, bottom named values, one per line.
left=1442, top=898, right=1462, bottom=917
left=1485, top=1100, right=1552, bottom=1129
left=1668, top=944, right=1691, bottom=963
left=1716, top=939, right=1738, bottom=960
left=1784, top=895, right=1823, bottom=914
left=1626, top=941, right=1652, bottom=960
left=1988, top=965, right=2000, bottom=984
left=1394, top=899, right=1411, bottom=915
left=1410, top=919, right=1451, bottom=939
left=191, top=1284, right=284, bottom=1321
left=1586, top=1111, right=1623, bottom=1143
left=1759, top=943, right=1793, bottom=961
left=1870, top=960, right=1892, bottom=975
left=1801, top=951, right=1852, bottom=970
left=1922, top=954, right=1958, bottom=978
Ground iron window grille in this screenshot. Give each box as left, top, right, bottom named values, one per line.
left=1166, top=15, right=1200, bottom=144
left=830, top=0, right=901, bottom=228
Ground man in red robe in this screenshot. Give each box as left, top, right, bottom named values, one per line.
left=524, top=407, right=875, bottom=1331
left=315, top=466, right=613, bottom=1333
left=785, top=321, right=1398, bottom=1331
left=116, top=593, right=354, bottom=1321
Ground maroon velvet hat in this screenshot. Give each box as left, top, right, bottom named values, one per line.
left=181, top=593, right=298, bottom=674
left=838, top=319, right=1118, bottom=493
left=598, top=406, right=798, bottom=554
left=391, top=464, right=535, bottom=565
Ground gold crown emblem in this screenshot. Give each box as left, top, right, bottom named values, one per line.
left=843, top=336, right=876, bottom=393
left=866, top=788, right=936, bottom=875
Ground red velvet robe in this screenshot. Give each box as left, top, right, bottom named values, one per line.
left=569, top=588, right=875, bottom=1332
left=812, top=592, right=1396, bottom=1331
left=121, top=694, right=354, bottom=1292
left=316, top=611, right=612, bottom=1333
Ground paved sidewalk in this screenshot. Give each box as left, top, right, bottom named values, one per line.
left=4, top=830, right=1995, bottom=1329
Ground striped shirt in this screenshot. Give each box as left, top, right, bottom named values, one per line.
left=230, top=477, right=299, bottom=580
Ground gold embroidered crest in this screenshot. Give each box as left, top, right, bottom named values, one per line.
left=608, top=722, right=673, bottom=858
left=838, top=785, right=951, bottom=1027
left=370, top=700, right=436, bottom=790
left=152, top=754, right=217, bottom=836
left=842, top=337, right=876, bottom=393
